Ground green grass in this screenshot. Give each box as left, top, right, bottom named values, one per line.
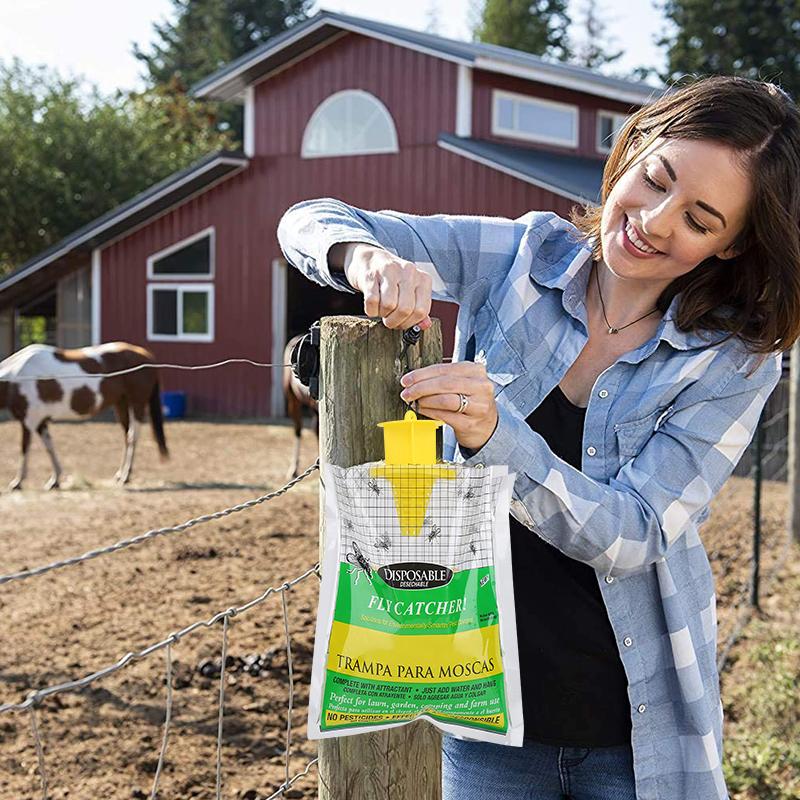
left=724, top=626, right=800, bottom=799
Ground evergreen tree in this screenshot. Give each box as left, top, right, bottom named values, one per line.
left=473, top=0, right=573, bottom=61
left=133, top=0, right=313, bottom=138
left=572, top=0, right=623, bottom=70
left=657, top=0, right=800, bottom=99
left=0, top=61, right=233, bottom=275
left=134, top=0, right=312, bottom=89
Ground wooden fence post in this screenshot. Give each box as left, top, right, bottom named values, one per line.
left=789, top=340, right=800, bottom=543
left=317, top=315, right=444, bottom=800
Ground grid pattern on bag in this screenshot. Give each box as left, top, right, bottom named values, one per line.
left=331, top=463, right=499, bottom=572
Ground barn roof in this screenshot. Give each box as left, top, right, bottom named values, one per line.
left=0, top=150, right=248, bottom=304
left=192, top=10, right=661, bottom=106
left=438, top=134, right=604, bottom=205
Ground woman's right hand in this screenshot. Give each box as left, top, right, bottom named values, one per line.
left=331, top=242, right=433, bottom=331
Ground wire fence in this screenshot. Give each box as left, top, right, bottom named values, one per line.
left=5, top=358, right=291, bottom=382
left=0, top=457, right=321, bottom=800
left=1, top=352, right=797, bottom=795
left=716, top=376, right=794, bottom=671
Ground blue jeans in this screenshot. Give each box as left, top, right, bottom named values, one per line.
left=442, top=736, right=637, bottom=800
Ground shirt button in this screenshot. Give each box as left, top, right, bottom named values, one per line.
left=604, top=575, right=615, bottom=584
left=598, top=389, right=609, bottom=398
left=637, top=704, right=647, bottom=714
left=586, top=446, right=597, bottom=456
left=623, top=636, right=633, bottom=647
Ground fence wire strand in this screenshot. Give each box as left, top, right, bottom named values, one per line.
left=11, top=358, right=290, bottom=382
left=150, top=643, right=174, bottom=800
left=0, top=459, right=320, bottom=587
left=264, top=758, right=320, bottom=800
left=281, top=585, right=295, bottom=794
left=28, top=705, right=48, bottom=800
left=216, top=615, right=230, bottom=800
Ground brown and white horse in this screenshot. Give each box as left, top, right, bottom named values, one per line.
left=0, top=342, right=168, bottom=490
left=283, top=334, right=318, bottom=479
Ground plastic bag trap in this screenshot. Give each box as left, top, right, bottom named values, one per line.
left=310, top=460, right=522, bottom=746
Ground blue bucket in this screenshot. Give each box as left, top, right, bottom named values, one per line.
left=161, top=390, right=186, bottom=419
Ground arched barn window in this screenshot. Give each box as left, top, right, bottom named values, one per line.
left=301, top=90, right=399, bottom=158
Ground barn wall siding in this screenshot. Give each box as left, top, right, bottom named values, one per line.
left=100, top=33, right=587, bottom=417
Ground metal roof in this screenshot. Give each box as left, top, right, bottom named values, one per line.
left=192, top=10, right=662, bottom=106
left=437, top=133, right=605, bottom=205
left=0, top=150, right=248, bottom=301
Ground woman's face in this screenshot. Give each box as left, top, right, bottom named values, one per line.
left=600, top=137, right=752, bottom=287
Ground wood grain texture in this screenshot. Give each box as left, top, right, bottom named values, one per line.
left=318, top=315, right=443, bottom=800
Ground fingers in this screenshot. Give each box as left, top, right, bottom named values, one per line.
left=348, top=247, right=433, bottom=330
left=400, top=361, right=487, bottom=388
left=413, top=392, right=466, bottom=414
left=424, top=405, right=498, bottom=453
left=362, top=273, right=381, bottom=318
left=382, top=270, right=433, bottom=329
left=382, top=276, right=416, bottom=328
left=378, top=274, right=400, bottom=320
left=401, top=374, right=487, bottom=404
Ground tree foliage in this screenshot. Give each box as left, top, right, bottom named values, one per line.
left=473, top=0, right=573, bottom=61
left=0, top=60, right=233, bottom=275
left=657, top=0, right=800, bottom=99
left=572, top=0, right=623, bottom=70
left=133, top=0, right=313, bottom=138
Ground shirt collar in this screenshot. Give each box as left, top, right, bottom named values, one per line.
left=530, top=230, right=718, bottom=354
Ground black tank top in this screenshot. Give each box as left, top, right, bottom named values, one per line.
left=511, top=384, right=631, bottom=746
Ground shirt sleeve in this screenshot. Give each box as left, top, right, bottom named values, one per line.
left=461, top=351, right=782, bottom=577
left=276, top=197, right=538, bottom=306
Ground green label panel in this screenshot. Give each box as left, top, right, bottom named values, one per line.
left=321, top=670, right=508, bottom=734
left=334, top=562, right=499, bottom=636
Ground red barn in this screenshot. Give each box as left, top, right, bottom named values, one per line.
left=0, top=11, right=658, bottom=417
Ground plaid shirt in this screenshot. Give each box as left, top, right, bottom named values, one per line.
left=278, top=199, right=782, bottom=800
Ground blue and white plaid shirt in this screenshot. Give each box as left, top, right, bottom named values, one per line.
left=278, top=199, right=782, bottom=800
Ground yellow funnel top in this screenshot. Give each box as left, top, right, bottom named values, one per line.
left=372, top=410, right=456, bottom=536
left=378, top=409, right=442, bottom=465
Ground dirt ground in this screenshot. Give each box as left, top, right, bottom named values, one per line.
left=0, top=418, right=794, bottom=799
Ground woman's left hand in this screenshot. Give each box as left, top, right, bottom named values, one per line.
left=400, top=362, right=498, bottom=452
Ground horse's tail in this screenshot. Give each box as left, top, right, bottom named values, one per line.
left=148, top=380, right=169, bottom=460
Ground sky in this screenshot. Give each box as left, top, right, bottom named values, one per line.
left=0, top=1, right=670, bottom=95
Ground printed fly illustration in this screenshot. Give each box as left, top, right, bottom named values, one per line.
left=374, top=534, right=391, bottom=552
left=367, top=478, right=381, bottom=496
left=345, top=541, right=373, bottom=585
left=426, top=523, right=441, bottom=543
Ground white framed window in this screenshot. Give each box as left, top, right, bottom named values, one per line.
left=147, top=283, right=214, bottom=342
left=492, top=90, right=578, bottom=148
left=301, top=89, right=399, bottom=159
left=147, top=227, right=215, bottom=280
left=596, top=111, right=629, bottom=154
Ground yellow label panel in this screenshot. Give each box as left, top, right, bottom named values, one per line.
left=326, top=619, right=502, bottom=683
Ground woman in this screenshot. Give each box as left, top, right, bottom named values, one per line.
left=277, top=76, right=800, bottom=800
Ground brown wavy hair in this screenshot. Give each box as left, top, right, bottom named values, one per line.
left=570, top=75, right=800, bottom=353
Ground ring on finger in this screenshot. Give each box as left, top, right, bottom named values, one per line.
left=456, top=393, right=469, bottom=414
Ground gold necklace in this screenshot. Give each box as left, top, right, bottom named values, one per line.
left=594, top=267, right=659, bottom=334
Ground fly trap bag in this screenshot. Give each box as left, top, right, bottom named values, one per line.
left=308, top=410, right=523, bottom=746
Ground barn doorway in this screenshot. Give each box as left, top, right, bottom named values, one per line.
left=270, top=258, right=364, bottom=416
left=16, top=289, right=57, bottom=348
